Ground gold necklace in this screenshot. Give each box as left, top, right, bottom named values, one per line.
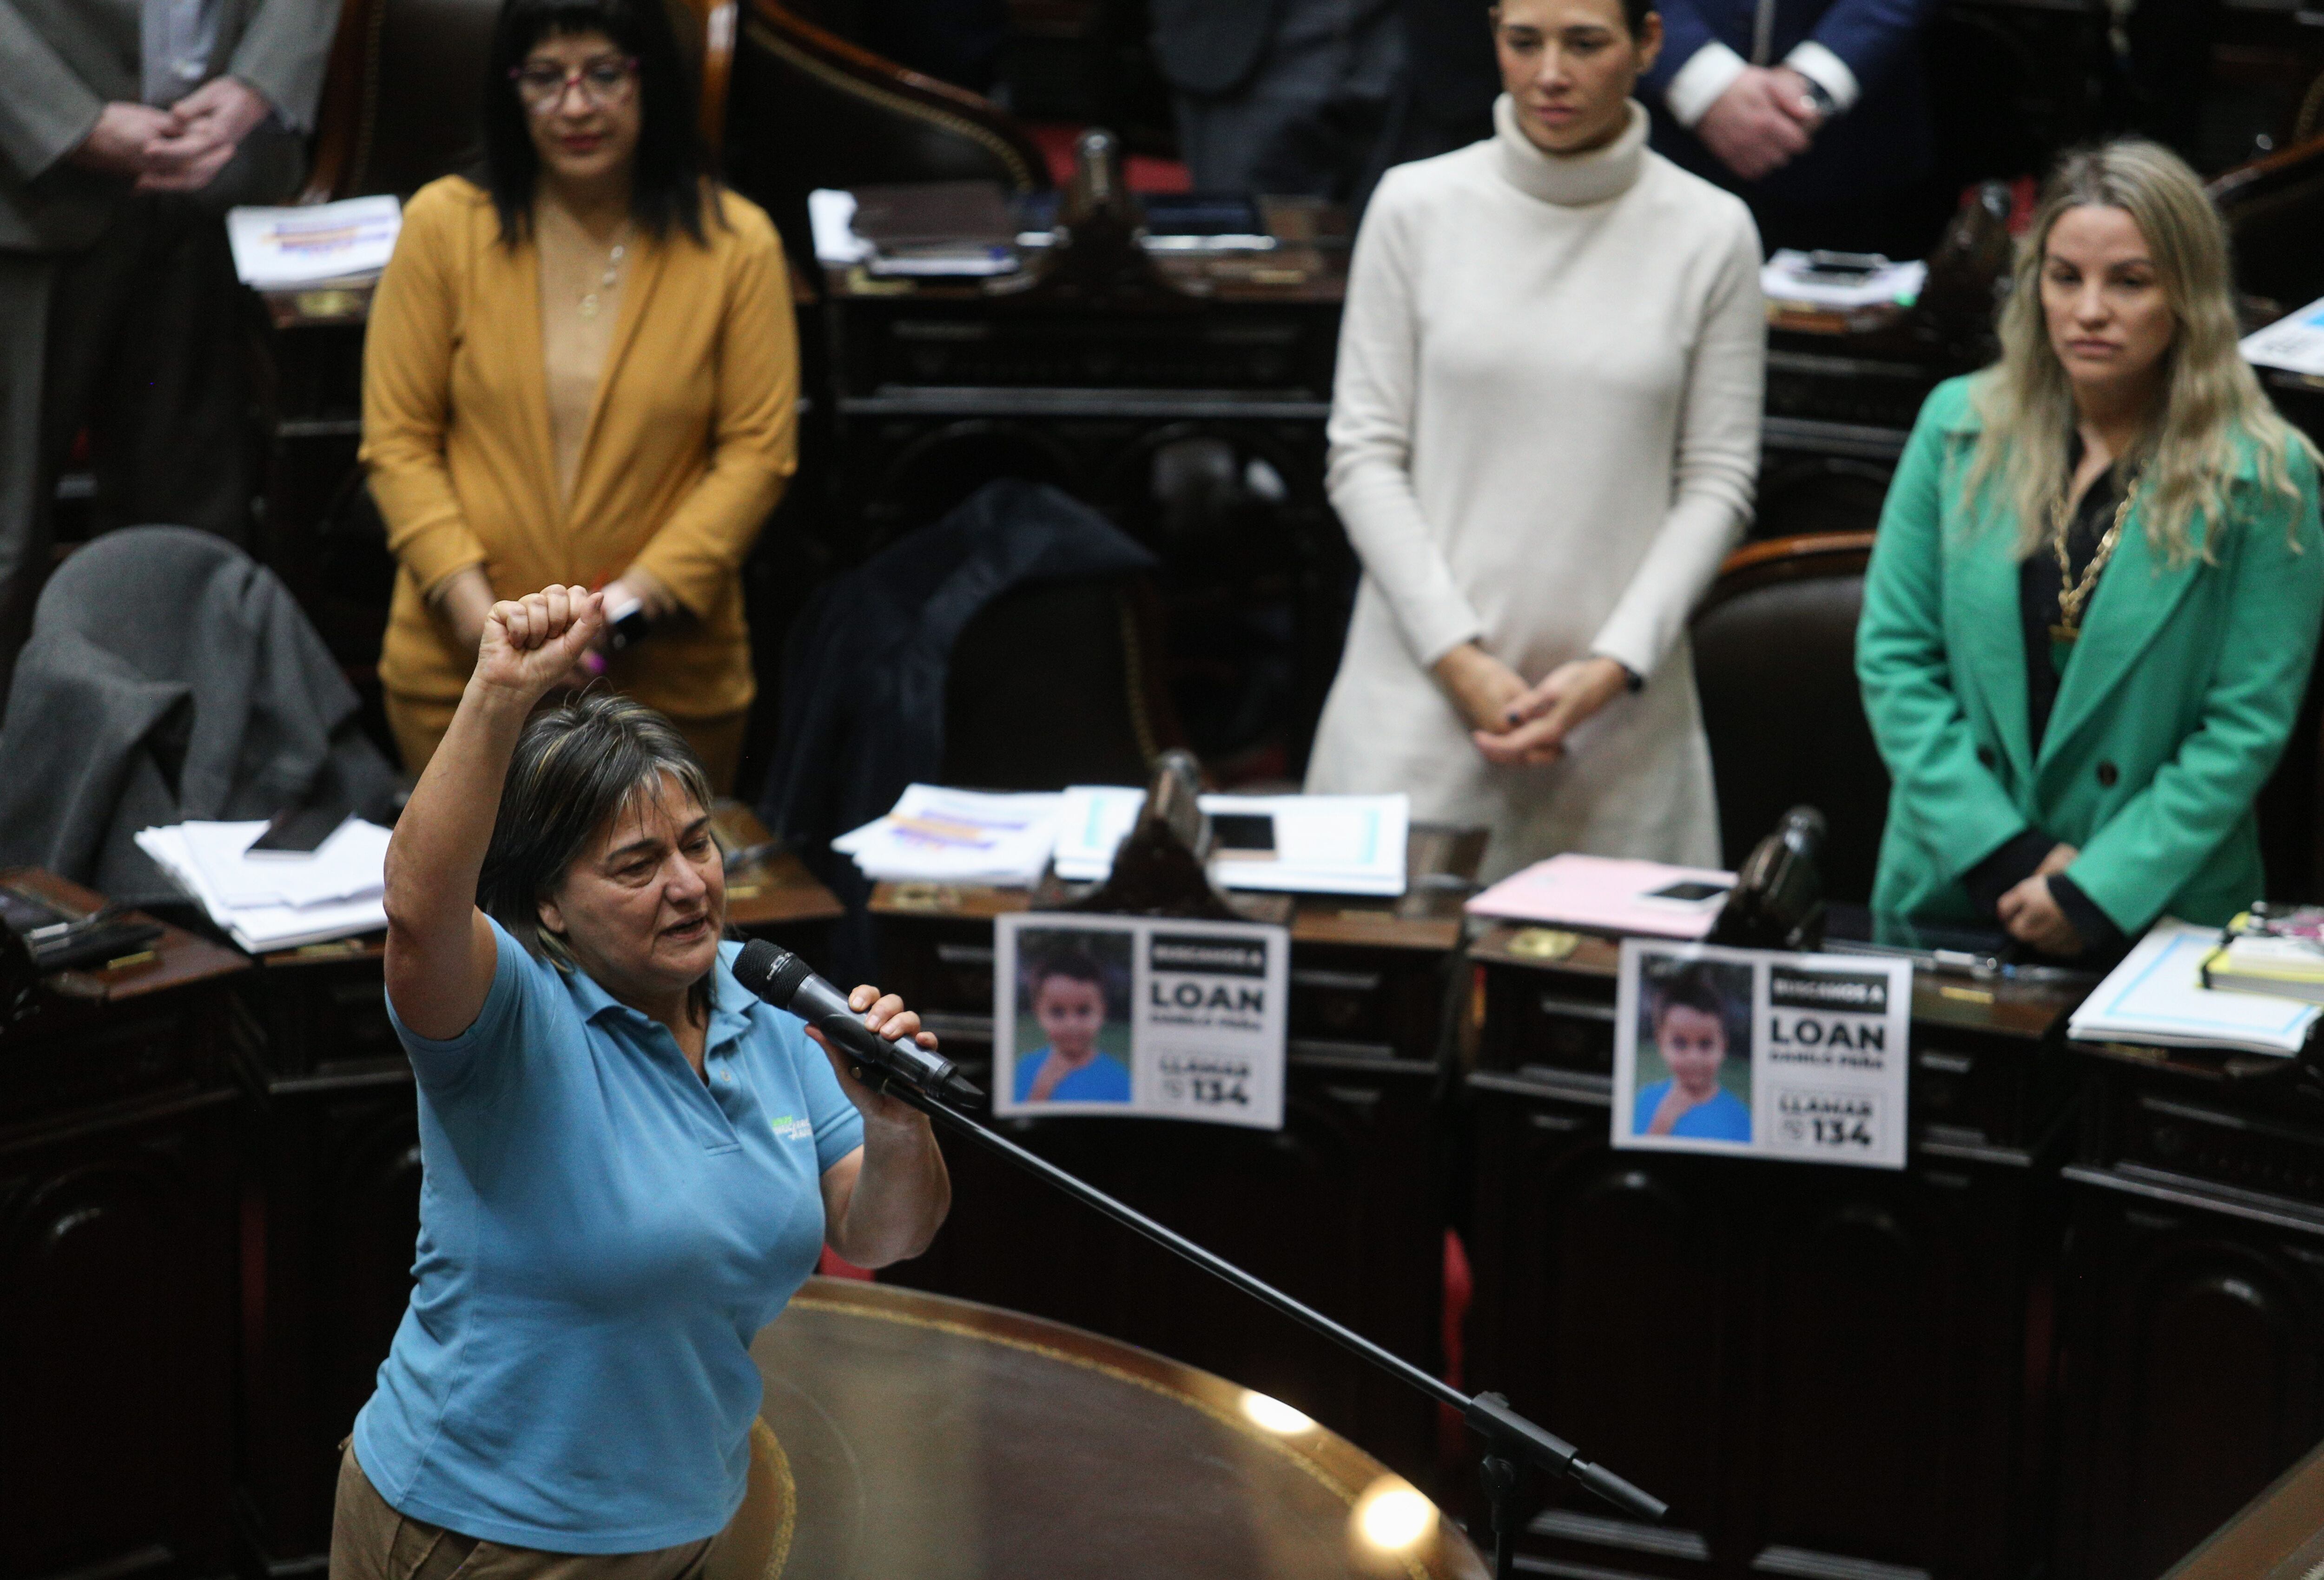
left=2047, top=468, right=2140, bottom=644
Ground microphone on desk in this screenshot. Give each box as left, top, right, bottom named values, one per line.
left=732, top=940, right=982, bottom=1103
left=1708, top=804, right=1827, bottom=952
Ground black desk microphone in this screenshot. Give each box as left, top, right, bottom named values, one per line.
left=732, top=940, right=981, bottom=1102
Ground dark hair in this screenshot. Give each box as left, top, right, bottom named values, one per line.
left=478, top=694, right=718, bottom=1010
left=1029, top=949, right=1106, bottom=997
left=1492, top=0, right=1657, bottom=40
left=1649, top=961, right=1728, bottom=1026
left=481, top=0, right=714, bottom=246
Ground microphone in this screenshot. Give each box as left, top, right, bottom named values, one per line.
left=1708, top=804, right=1827, bottom=952
left=731, top=940, right=982, bottom=1103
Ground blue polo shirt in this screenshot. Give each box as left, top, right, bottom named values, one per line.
left=352, top=920, right=864, bottom=1553
left=1012, top=1046, right=1133, bottom=1103
left=1632, top=1079, right=1752, bottom=1142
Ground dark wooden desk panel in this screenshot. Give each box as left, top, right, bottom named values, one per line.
left=0, top=872, right=247, bottom=1580
left=1463, top=924, right=2080, bottom=1580
left=2051, top=1038, right=2324, bottom=1580
left=863, top=864, right=1471, bottom=1493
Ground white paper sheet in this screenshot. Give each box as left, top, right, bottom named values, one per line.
left=2241, top=295, right=2324, bottom=378
left=226, top=196, right=402, bottom=287
left=1051, top=787, right=1409, bottom=896
left=136, top=824, right=388, bottom=952
left=833, top=785, right=1061, bottom=885
left=2068, top=919, right=2318, bottom=1057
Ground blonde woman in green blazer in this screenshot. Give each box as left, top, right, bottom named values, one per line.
left=1858, top=141, right=2323, bottom=961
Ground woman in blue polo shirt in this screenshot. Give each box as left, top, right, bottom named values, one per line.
left=332, top=582, right=951, bottom=1574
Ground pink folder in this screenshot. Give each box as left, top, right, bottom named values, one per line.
left=1464, top=853, right=1736, bottom=940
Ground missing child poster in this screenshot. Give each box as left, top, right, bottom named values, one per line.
left=992, top=912, right=1291, bottom=1130
left=1612, top=939, right=1913, bottom=1170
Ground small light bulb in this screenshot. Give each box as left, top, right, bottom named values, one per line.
left=1240, top=1391, right=1315, bottom=1434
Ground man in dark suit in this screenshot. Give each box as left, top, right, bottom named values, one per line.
left=1640, top=0, right=1947, bottom=255
left=0, top=0, right=337, bottom=707
left=1149, top=0, right=1406, bottom=197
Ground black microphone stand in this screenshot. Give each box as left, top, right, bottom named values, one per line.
left=863, top=1070, right=1669, bottom=1578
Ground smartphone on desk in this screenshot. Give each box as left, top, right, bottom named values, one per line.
left=249, top=803, right=353, bottom=856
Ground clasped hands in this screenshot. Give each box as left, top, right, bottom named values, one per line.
left=1996, top=842, right=2085, bottom=957
left=68, top=79, right=272, bottom=192
left=1697, top=65, right=1823, bottom=184
left=1433, top=643, right=1630, bottom=767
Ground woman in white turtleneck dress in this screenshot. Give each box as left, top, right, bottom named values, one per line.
left=1303, top=0, right=1765, bottom=882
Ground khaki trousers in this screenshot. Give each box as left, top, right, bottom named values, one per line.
left=329, top=1426, right=792, bottom=1580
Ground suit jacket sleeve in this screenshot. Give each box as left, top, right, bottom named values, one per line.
left=1639, top=0, right=1726, bottom=97
left=361, top=188, right=492, bottom=598
left=1323, top=172, right=1485, bottom=669
left=1856, top=386, right=2033, bottom=887
left=629, top=204, right=800, bottom=619
left=2068, top=458, right=2324, bottom=933
left=0, top=0, right=105, bottom=182
left=227, top=0, right=342, bottom=130
left=1588, top=206, right=1763, bottom=679
left=1796, top=0, right=1941, bottom=105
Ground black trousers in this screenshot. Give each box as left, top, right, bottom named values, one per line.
left=0, top=192, right=256, bottom=711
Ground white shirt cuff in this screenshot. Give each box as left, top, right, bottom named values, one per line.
left=1663, top=42, right=1749, bottom=129
left=1783, top=41, right=1860, bottom=113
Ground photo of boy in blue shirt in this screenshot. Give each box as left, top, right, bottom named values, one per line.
left=1633, top=960, right=1753, bottom=1143
left=1014, top=947, right=1133, bottom=1104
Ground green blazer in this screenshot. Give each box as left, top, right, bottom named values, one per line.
left=1857, top=375, right=2324, bottom=933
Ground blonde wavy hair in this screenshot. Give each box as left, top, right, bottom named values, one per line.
left=1966, top=139, right=2314, bottom=565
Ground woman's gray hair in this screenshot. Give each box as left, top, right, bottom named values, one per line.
left=477, top=693, right=716, bottom=970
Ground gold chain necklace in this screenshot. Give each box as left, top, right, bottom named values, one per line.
left=2047, top=467, right=2140, bottom=644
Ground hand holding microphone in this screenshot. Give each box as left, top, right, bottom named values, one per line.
left=733, top=941, right=981, bottom=1106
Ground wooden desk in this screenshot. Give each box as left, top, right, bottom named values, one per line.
left=755, top=1277, right=1486, bottom=1579
left=230, top=843, right=846, bottom=1571
left=862, top=829, right=1483, bottom=1494
left=0, top=871, right=248, bottom=1580
left=1461, top=923, right=2084, bottom=1580
left=2050, top=1031, right=2324, bottom=1580
left=2166, top=1434, right=2324, bottom=1580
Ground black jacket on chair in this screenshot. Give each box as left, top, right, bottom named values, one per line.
left=760, top=480, right=1155, bottom=970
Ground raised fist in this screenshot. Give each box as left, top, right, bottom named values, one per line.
left=475, top=584, right=605, bottom=700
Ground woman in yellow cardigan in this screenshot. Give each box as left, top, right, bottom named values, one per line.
left=363, top=0, right=796, bottom=790
left=1858, top=141, right=2322, bottom=961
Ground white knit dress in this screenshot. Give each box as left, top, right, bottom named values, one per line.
left=1303, top=96, right=1765, bottom=882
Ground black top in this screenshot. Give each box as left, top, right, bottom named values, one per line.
left=1961, top=441, right=2130, bottom=961
left=2019, top=445, right=2125, bottom=752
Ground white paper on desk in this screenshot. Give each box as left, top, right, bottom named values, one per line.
left=2068, top=919, right=2318, bottom=1057
left=1760, top=249, right=1926, bottom=309
left=2241, top=296, right=2324, bottom=377
left=833, top=785, right=1060, bottom=884
left=135, top=825, right=388, bottom=952
left=807, top=189, right=873, bottom=265
left=1051, top=787, right=1409, bottom=896
left=180, top=817, right=391, bottom=908
left=227, top=196, right=402, bottom=287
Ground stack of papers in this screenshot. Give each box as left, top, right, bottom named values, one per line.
left=2242, top=295, right=2324, bottom=377
left=2069, top=919, right=2319, bottom=1057
left=1761, top=249, right=1927, bottom=311
left=805, top=187, right=1019, bottom=278
left=136, top=818, right=392, bottom=952
left=1052, top=786, right=1409, bottom=896
left=226, top=195, right=402, bottom=288
left=833, top=786, right=1061, bottom=885
left=1465, top=853, right=1736, bottom=939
